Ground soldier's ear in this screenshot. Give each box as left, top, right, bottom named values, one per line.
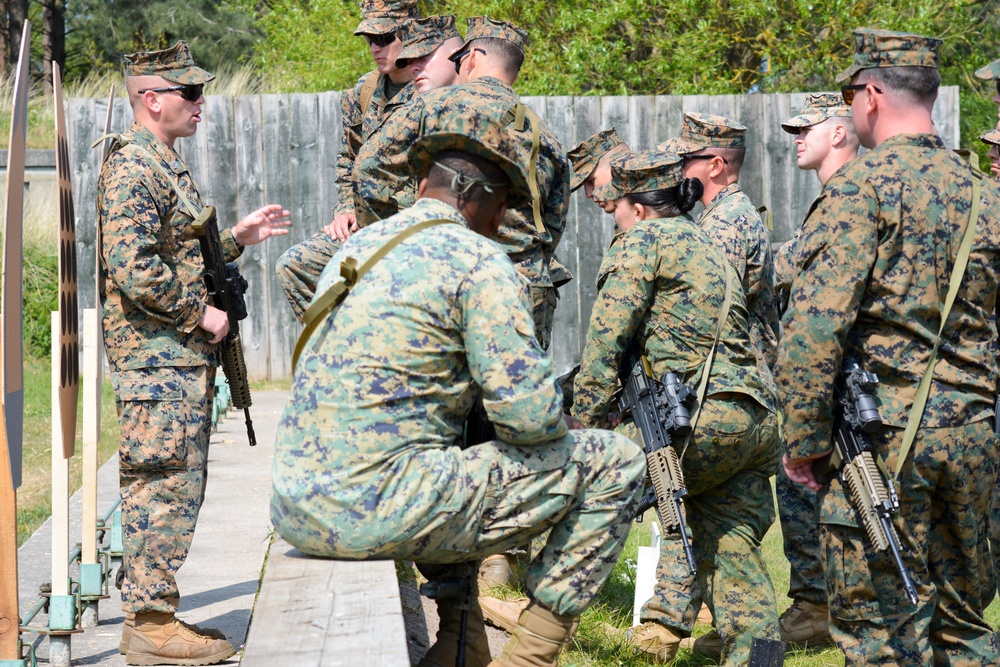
left=417, top=177, right=429, bottom=198
left=489, top=201, right=507, bottom=236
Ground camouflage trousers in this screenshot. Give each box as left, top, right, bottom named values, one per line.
left=275, top=230, right=342, bottom=321
left=274, top=429, right=645, bottom=617
left=529, top=285, right=557, bottom=352
left=114, top=365, right=215, bottom=614
left=820, top=420, right=999, bottom=666
left=639, top=395, right=781, bottom=666
left=776, top=465, right=826, bottom=604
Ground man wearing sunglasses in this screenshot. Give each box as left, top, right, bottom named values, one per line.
left=100, top=41, right=291, bottom=666
left=776, top=28, right=1000, bottom=665
left=276, top=0, right=419, bottom=321
left=975, top=57, right=1000, bottom=120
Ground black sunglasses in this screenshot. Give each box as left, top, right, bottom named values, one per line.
left=684, top=153, right=729, bottom=165
left=364, top=32, right=396, bottom=48
left=448, top=47, right=486, bottom=73
left=137, top=84, right=204, bottom=102
left=841, top=83, right=883, bottom=105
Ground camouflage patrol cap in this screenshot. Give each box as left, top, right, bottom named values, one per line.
left=395, top=15, right=461, bottom=69
left=354, top=0, right=419, bottom=36
left=976, top=58, right=1000, bottom=81
left=980, top=125, right=1000, bottom=147
left=457, top=16, right=529, bottom=54
left=123, top=41, right=215, bottom=85
left=592, top=148, right=684, bottom=202
left=836, top=28, right=941, bottom=83
left=781, top=93, right=852, bottom=134
left=408, top=124, right=531, bottom=209
left=660, top=112, right=746, bottom=155
left=568, top=128, right=627, bottom=191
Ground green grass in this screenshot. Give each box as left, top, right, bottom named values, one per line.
left=482, top=496, right=1000, bottom=666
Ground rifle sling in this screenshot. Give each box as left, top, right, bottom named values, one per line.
left=679, top=260, right=734, bottom=460
left=291, top=218, right=459, bottom=372
left=894, top=171, right=982, bottom=481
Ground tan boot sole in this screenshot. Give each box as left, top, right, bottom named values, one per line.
left=124, top=645, right=236, bottom=666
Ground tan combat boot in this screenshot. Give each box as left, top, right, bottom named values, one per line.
left=419, top=597, right=492, bottom=667
left=779, top=599, right=834, bottom=648
left=125, top=611, right=236, bottom=666
left=120, top=612, right=227, bottom=655
left=480, top=596, right=530, bottom=633
left=606, top=621, right=683, bottom=663
left=679, top=629, right=722, bottom=660
left=489, top=601, right=578, bottom=667
left=478, top=554, right=516, bottom=591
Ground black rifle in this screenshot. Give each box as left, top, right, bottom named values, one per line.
left=812, top=358, right=918, bottom=604
left=617, top=339, right=697, bottom=575
left=192, top=205, right=257, bottom=446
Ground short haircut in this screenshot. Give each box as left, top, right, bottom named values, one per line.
left=716, top=146, right=745, bottom=174
left=625, top=177, right=704, bottom=217
left=857, top=66, right=940, bottom=105
left=470, top=37, right=524, bottom=77
left=425, top=150, right=509, bottom=207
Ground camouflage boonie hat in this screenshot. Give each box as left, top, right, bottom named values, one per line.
left=456, top=16, right=528, bottom=55
left=395, top=15, right=461, bottom=69
left=568, top=128, right=627, bottom=191
left=123, top=41, right=215, bottom=85
left=836, top=28, right=941, bottom=83
left=781, top=93, right=852, bottom=134
left=592, top=148, right=684, bottom=202
left=354, top=0, right=419, bottom=36
left=980, top=125, right=1000, bottom=147
left=408, top=124, right=531, bottom=209
left=976, top=58, right=1000, bottom=81
left=660, top=112, right=746, bottom=155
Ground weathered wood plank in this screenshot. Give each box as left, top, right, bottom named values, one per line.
left=241, top=537, right=408, bottom=667
left=234, top=95, right=270, bottom=381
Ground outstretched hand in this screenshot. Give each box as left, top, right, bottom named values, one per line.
left=233, top=205, right=292, bottom=246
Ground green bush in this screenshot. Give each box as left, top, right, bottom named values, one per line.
left=21, top=243, right=58, bottom=359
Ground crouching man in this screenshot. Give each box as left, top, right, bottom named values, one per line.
left=270, top=113, right=645, bottom=667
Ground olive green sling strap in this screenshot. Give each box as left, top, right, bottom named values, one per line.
left=679, top=261, right=735, bottom=460
left=501, top=102, right=546, bottom=235
left=893, top=171, right=983, bottom=481
left=291, top=218, right=459, bottom=371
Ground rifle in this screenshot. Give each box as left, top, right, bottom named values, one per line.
left=812, top=358, right=918, bottom=604
left=617, top=339, right=697, bottom=575
left=191, top=205, right=257, bottom=447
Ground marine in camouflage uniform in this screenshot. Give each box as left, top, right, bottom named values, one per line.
left=271, top=118, right=644, bottom=667
left=775, top=28, right=1000, bottom=665
left=573, top=149, right=780, bottom=666
left=767, top=93, right=859, bottom=649
left=981, top=124, right=1000, bottom=600
left=100, top=42, right=289, bottom=665
left=977, top=56, right=1000, bottom=121
left=351, top=16, right=572, bottom=350
left=274, top=0, right=418, bottom=320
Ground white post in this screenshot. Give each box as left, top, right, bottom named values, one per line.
left=632, top=522, right=662, bottom=627
left=80, top=309, right=101, bottom=627
left=50, top=311, right=72, bottom=666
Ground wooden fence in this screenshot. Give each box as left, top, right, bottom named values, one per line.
left=67, top=88, right=961, bottom=380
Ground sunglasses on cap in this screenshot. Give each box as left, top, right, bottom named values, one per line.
left=364, top=32, right=396, bottom=48
left=840, top=83, right=883, bottom=105
left=448, top=47, right=486, bottom=74
left=683, top=153, right=728, bottom=165
left=137, top=84, right=204, bottom=102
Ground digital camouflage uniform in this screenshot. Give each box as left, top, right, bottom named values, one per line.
left=775, top=28, right=1000, bottom=666
left=351, top=17, right=572, bottom=349
left=98, top=45, right=232, bottom=615
left=662, top=113, right=780, bottom=377
left=271, top=195, right=644, bottom=617
left=567, top=127, right=627, bottom=192
left=274, top=0, right=418, bottom=320
left=772, top=93, right=855, bottom=610
left=574, top=149, right=780, bottom=665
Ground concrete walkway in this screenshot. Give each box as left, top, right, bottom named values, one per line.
left=16, top=390, right=286, bottom=666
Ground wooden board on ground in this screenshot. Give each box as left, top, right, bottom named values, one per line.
left=0, top=19, right=30, bottom=662
left=241, top=535, right=409, bottom=667
left=54, top=62, right=79, bottom=459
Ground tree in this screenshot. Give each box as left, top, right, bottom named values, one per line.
left=41, top=0, right=65, bottom=93
left=0, top=0, right=29, bottom=72
left=63, top=0, right=258, bottom=81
